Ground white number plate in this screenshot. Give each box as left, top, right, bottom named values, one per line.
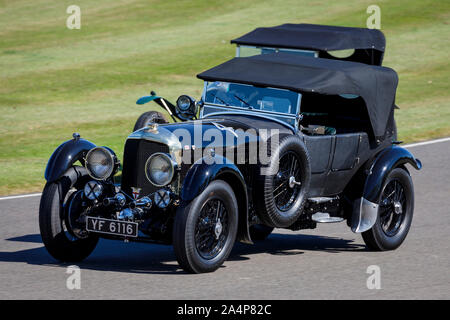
left=86, top=217, right=138, bottom=238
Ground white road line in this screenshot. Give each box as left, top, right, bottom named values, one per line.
left=404, top=137, right=450, bottom=148
left=0, top=193, right=42, bottom=201
left=0, top=136, right=449, bottom=201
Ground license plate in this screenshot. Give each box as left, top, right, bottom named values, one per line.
left=86, top=217, right=138, bottom=238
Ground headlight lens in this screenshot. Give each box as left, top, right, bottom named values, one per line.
left=154, top=189, right=171, bottom=208
left=145, top=153, right=175, bottom=186
left=176, top=95, right=192, bottom=112
left=85, top=147, right=117, bottom=180
left=84, top=181, right=104, bottom=200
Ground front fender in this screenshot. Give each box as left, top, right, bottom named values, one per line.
left=351, top=145, right=422, bottom=232
left=180, top=155, right=251, bottom=244
left=180, top=156, right=245, bottom=201
left=45, top=138, right=96, bottom=183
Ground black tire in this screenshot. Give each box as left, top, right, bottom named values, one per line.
left=173, top=180, right=238, bottom=273
left=39, top=167, right=98, bottom=262
left=133, top=111, right=168, bottom=131
left=254, top=135, right=311, bottom=228
left=249, top=224, right=274, bottom=241
left=362, top=168, right=414, bottom=251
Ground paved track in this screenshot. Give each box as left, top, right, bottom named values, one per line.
left=1, top=141, right=449, bottom=299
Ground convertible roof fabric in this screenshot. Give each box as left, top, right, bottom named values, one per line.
left=197, top=53, right=398, bottom=138
left=231, top=23, right=386, bottom=52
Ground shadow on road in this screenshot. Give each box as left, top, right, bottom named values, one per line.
left=1, top=232, right=366, bottom=274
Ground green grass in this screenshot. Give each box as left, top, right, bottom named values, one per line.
left=0, top=0, right=449, bottom=195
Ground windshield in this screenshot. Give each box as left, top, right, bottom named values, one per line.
left=204, top=81, right=299, bottom=115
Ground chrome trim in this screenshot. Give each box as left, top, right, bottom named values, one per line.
left=127, top=126, right=182, bottom=165
left=311, top=212, right=344, bottom=223
left=202, top=110, right=296, bottom=133
left=85, top=147, right=116, bottom=180
left=351, top=197, right=379, bottom=233
left=294, top=93, right=302, bottom=131
left=202, top=81, right=207, bottom=100
left=160, top=98, right=173, bottom=116
left=202, top=102, right=297, bottom=119
left=132, top=196, right=153, bottom=209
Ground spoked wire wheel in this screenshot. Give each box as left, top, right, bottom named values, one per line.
left=253, top=135, right=310, bottom=228
left=273, top=151, right=302, bottom=212
left=173, top=180, right=238, bottom=273
left=379, top=179, right=407, bottom=237
left=195, top=199, right=229, bottom=260
left=362, top=168, right=414, bottom=251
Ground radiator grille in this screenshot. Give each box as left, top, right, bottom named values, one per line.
left=121, top=139, right=170, bottom=197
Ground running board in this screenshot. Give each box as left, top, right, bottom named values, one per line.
left=307, top=197, right=337, bottom=204
left=311, top=212, right=344, bottom=223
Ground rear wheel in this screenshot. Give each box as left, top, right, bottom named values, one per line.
left=39, top=167, right=98, bottom=262
left=362, top=168, right=414, bottom=251
left=133, top=111, right=168, bottom=131
left=173, top=180, right=238, bottom=273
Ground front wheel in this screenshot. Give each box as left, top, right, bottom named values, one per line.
left=39, top=167, right=98, bottom=262
left=173, top=180, right=238, bottom=273
left=362, top=168, right=414, bottom=251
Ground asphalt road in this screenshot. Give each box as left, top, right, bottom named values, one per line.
left=1, top=140, right=449, bottom=300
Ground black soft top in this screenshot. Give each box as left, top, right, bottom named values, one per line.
left=197, top=53, right=398, bottom=139
left=231, top=23, right=386, bottom=65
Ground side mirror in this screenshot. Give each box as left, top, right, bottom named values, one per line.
left=176, top=95, right=198, bottom=121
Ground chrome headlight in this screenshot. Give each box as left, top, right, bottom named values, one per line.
left=176, top=95, right=194, bottom=112
left=85, top=147, right=118, bottom=180
left=145, top=153, right=176, bottom=187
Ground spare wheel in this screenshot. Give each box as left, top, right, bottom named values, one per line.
left=253, top=135, right=311, bottom=228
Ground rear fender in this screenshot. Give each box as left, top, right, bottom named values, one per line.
left=351, top=146, right=422, bottom=233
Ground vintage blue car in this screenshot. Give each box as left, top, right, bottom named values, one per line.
left=39, top=24, right=421, bottom=273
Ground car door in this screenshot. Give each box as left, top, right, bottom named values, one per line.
left=331, top=133, right=361, bottom=171
left=322, top=132, right=363, bottom=195
left=303, top=135, right=334, bottom=174
left=303, top=134, right=335, bottom=196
